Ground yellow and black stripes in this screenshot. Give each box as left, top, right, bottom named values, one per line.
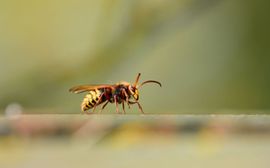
left=81, top=89, right=102, bottom=111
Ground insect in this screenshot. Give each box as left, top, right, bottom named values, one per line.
left=69, top=73, right=161, bottom=114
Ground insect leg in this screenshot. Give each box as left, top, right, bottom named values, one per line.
left=122, top=102, right=126, bottom=114
left=122, top=89, right=131, bottom=109
left=128, top=101, right=144, bottom=114
left=114, top=95, right=119, bottom=114
left=92, top=93, right=104, bottom=113
left=99, top=100, right=109, bottom=113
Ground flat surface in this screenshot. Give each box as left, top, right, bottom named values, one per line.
left=1, top=114, right=270, bottom=168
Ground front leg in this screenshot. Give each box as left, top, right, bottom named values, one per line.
left=128, top=101, right=144, bottom=114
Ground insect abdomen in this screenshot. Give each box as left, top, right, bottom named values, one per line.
left=81, top=89, right=103, bottom=111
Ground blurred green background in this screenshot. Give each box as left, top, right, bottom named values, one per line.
left=1, top=1, right=270, bottom=167
left=1, top=0, right=270, bottom=114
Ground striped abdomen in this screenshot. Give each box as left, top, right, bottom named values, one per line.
left=81, top=89, right=103, bottom=111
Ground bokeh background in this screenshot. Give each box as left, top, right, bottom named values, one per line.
left=1, top=0, right=270, bottom=114
left=1, top=1, right=270, bottom=168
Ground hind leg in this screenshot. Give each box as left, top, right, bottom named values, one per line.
left=99, top=100, right=109, bottom=113
left=92, top=93, right=104, bottom=113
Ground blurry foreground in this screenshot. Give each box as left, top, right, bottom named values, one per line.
left=1, top=114, right=270, bottom=168
left=1, top=0, right=270, bottom=112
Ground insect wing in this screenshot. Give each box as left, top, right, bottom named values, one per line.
left=69, top=84, right=113, bottom=94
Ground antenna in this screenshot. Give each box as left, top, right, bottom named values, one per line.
left=133, top=73, right=141, bottom=87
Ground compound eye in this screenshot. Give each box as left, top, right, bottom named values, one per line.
left=129, top=86, right=135, bottom=93
left=133, top=90, right=139, bottom=100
